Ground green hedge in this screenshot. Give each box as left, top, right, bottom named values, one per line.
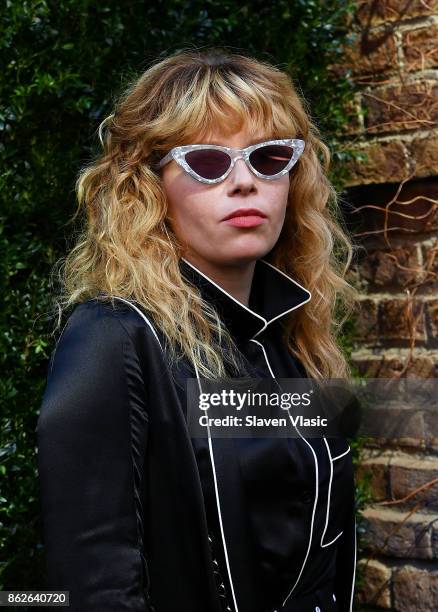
left=1, top=0, right=361, bottom=599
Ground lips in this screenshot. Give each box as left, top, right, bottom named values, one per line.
left=221, top=208, right=267, bottom=221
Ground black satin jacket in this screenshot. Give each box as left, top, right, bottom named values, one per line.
left=36, top=257, right=357, bottom=612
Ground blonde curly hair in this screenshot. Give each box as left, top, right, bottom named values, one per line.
left=53, top=46, right=359, bottom=379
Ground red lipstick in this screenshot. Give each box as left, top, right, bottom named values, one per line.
left=221, top=207, right=267, bottom=228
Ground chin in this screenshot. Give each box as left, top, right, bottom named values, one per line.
left=222, top=245, right=273, bottom=265
left=229, top=236, right=276, bottom=259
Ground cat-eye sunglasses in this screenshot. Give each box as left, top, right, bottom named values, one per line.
left=155, top=138, right=305, bottom=184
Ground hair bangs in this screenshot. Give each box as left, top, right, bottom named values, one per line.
left=181, top=75, right=288, bottom=144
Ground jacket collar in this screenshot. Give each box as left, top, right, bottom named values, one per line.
left=179, top=256, right=311, bottom=342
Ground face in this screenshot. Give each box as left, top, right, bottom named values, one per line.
left=160, top=125, right=290, bottom=270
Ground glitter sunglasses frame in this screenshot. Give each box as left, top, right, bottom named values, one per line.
left=154, top=138, right=306, bottom=184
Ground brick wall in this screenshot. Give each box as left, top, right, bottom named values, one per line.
left=333, top=2, right=438, bottom=610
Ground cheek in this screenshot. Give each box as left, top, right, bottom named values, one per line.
left=166, top=191, right=217, bottom=245
left=163, top=169, right=212, bottom=229
left=172, top=202, right=212, bottom=232
left=163, top=168, right=198, bottom=208
left=268, top=179, right=290, bottom=225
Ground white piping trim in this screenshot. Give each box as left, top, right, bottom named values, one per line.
left=260, top=259, right=312, bottom=296
left=251, top=261, right=312, bottom=338
left=251, top=260, right=312, bottom=339
left=111, top=294, right=241, bottom=609
left=110, top=296, right=163, bottom=350
left=181, top=257, right=311, bottom=339
left=181, top=256, right=267, bottom=325
left=328, top=438, right=356, bottom=612
left=331, top=446, right=351, bottom=461
left=192, top=362, right=240, bottom=612
left=320, top=437, right=343, bottom=548
left=350, top=515, right=357, bottom=612
left=322, top=531, right=344, bottom=547
left=249, top=338, right=320, bottom=607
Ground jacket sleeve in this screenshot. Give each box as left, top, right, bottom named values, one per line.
left=36, top=301, right=155, bottom=611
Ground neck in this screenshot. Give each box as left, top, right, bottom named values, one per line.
left=181, top=254, right=255, bottom=307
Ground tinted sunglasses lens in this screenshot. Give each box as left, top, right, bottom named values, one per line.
left=249, top=144, right=294, bottom=175
left=185, top=149, right=231, bottom=179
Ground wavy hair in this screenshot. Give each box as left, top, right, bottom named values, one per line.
left=53, top=46, right=359, bottom=379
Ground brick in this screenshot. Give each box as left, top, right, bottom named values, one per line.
left=428, top=439, right=438, bottom=453
left=363, top=81, right=438, bottom=134
left=421, top=238, right=438, bottom=278
left=362, top=506, right=434, bottom=559
left=345, top=96, right=364, bottom=136
left=390, top=454, right=438, bottom=511
left=433, top=524, right=438, bottom=557
left=379, top=297, right=426, bottom=342
left=344, top=134, right=438, bottom=187
left=345, top=178, right=438, bottom=235
left=402, top=23, right=438, bottom=72
left=343, top=140, right=409, bottom=187
left=356, top=0, right=438, bottom=26
left=359, top=245, right=421, bottom=287
left=350, top=350, right=387, bottom=377
left=350, top=348, right=438, bottom=378
left=393, top=565, right=438, bottom=612
left=355, top=297, right=379, bottom=341
left=427, top=298, right=438, bottom=340
left=357, top=456, right=390, bottom=501
left=345, top=31, right=398, bottom=77
left=404, top=354, right=438, bottom=377
left=357, top=558, right=392, bottom=608
left=423, top=408, right=438, bottom=453
left=409, top=133, right=438, bottom=179
left=358, top=449, right=438, bottom=527
left=359, top=405, right=425, bottom=448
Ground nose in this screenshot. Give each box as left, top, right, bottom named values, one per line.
left=232, top=156, right=251, bottom=174
left=227, top=157, right=256, bottom=193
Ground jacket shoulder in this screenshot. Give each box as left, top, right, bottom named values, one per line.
left=64, top=297, right=164, bottom=350
left=45, top=298, right=164, bottom=380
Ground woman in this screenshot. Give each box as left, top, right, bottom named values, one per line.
left=37, top=48, right=359, bottom=612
